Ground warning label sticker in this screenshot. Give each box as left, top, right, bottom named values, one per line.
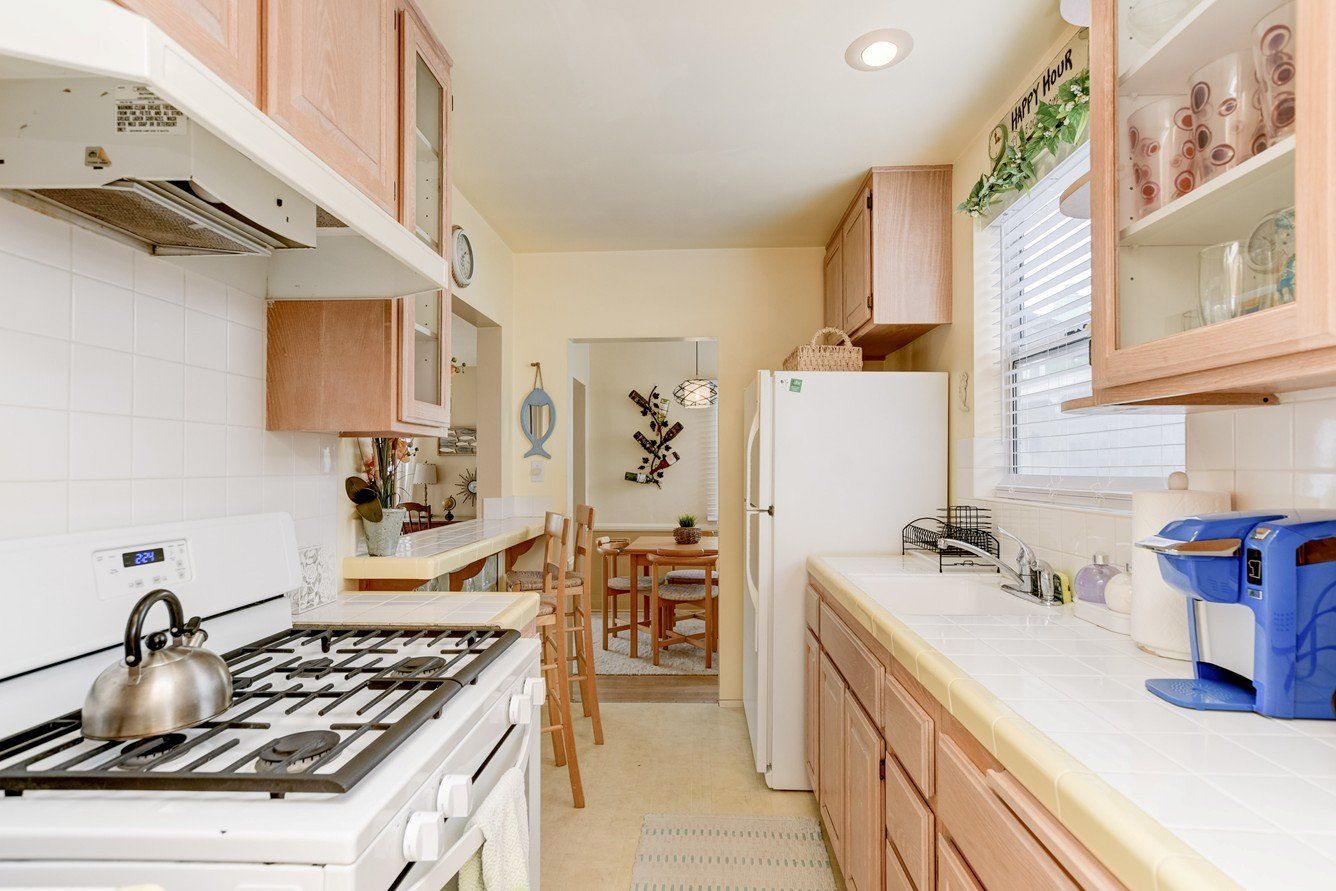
left=115, top=85, right=183, bottom=133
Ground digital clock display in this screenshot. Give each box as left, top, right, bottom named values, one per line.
left=122, top=547, right=165, bottom=568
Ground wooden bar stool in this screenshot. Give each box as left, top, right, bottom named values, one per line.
left=564, top=504, right=604, bottom=745
left=647, top=552, right=719, bottom=668
left=528, top=513, right=584, bottom=807
left=597, top=536, right=650, bottom=650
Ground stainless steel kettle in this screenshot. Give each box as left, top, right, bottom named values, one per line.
left=82, top=589, right=234, bottom=741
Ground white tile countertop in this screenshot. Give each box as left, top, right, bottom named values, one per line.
left=342, top=516, right=546, bottom=582
left=810, top=555, right=1336, bottom=891
left=293, top=592, right=539, bottom=632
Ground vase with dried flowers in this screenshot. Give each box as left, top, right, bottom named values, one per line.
left=345, top=437, right=417, bottom=556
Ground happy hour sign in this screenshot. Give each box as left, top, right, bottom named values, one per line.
left=985, top=30, right=1090, bottom=167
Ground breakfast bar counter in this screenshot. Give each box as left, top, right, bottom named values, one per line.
left=342, top=516, right=545, bottom=588
left=293, top=592, right=540, bottom=632
left=808, top=555, right=1336, bottom=891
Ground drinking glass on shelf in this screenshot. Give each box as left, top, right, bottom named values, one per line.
left=1127, top=97, right=1195, bottom=219
left=1253, top=1, right=1297, bottom=144
left=1198, top=241, right=1245, bottom=325
left=1127, top=0, right=1195, bottom=48
left=1189, top=51, right=1265, bottom=186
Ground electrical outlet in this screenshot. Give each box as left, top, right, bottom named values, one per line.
left=530, top=460, right=544, bottom=482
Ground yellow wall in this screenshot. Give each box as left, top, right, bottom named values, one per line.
left=508, top=248, right=823, bottom=701
left=880, top=24, right=1078, bottom=503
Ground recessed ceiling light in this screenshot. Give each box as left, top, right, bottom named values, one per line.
left=845, top=29, right=913, bottom=72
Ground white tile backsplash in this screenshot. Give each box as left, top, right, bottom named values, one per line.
left=974, top=391, right=1336, bottom=578
left=0, top=197, right=340, bottom=609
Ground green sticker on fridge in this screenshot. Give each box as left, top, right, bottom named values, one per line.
left=789, top=379, right=802, bottom=392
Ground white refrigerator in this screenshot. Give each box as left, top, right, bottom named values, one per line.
left=743, top=370, right=946, bottom=790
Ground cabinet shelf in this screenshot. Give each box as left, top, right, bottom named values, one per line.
left=1119, top=135, right=1294, bottom=247
left=1119, top=0, right=1280, bottom=95
left=414, top=322, right=438, bottom=341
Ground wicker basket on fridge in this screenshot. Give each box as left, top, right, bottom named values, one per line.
left=782, top=327, right=862, bottom=372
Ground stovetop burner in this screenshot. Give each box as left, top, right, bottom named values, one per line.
left=0, top=626, right=519, bottom=797
left=256, top=730, right=340, bottom=773
left=389, top=656, right=446, bottom=677
left=116, top=733, right=187, bottom=769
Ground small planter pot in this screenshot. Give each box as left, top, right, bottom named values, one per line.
left=674, top=527, right=701, bottom=545
left=362, top=508, right=408, bottom=556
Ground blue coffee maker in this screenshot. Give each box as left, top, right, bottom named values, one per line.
left=1137, top=510, right=1336, bottom=719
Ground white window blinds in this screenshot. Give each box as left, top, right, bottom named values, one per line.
left=997, top=144, right=1184, bottom=502
left=703, top=403, right=719, bottom=523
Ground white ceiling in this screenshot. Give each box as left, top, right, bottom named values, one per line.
left=424, top=1, right=1067, bottom=252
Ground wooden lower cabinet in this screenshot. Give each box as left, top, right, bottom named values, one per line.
left=804, top=630, right=820, bottom=790
left=817, top=653, right=845, bottom=862
left=842, top=692, right=883, bottom=891
left=938, top=835, right=984, bottom=891
left=805, top=574, right=1126, bottom=891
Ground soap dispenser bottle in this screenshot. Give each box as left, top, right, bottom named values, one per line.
left=1074, top=554, right=1121, bottom=605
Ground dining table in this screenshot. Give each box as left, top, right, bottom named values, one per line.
left=621, top=534, right=719, bottom=657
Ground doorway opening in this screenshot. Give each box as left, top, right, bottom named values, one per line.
left=568, top=337, right=719, bottom=700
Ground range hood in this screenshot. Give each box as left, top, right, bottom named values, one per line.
left=0, top=0, right=448, bottom=299
left=0, top=78, right=316, bottom=256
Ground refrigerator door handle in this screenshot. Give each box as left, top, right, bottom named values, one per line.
left=744, top=411, right=760, bottom=510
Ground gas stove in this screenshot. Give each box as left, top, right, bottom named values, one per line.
left=0, top=626, right=519, bottom=798
left=0, top=514, right=542, bottom=890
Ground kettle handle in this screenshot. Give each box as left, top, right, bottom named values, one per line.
left=124, top=589, right=187, bottom=667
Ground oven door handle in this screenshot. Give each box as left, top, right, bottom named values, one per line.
left=401, top=721, right=536, bottom=891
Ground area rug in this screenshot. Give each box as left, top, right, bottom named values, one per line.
left=592, top=612, right=718, bottom=676
left=630, top=814, right=838, bottom=890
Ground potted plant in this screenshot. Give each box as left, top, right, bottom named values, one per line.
left=345, top=437, right=416, bottom=556
left=674, top=514, right=701, bottom=545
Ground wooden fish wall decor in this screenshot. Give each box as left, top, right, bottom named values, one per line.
left=625, top=387, right=682, bottom=488
left=521, top=362, right=556, bottom=458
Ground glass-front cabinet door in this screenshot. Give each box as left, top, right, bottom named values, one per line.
left=1087, top=0, right=1335, bottom=402
left=395, top=3, right=452, bottom=431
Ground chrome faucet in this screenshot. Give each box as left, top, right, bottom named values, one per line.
left=937, top=527, right=1061, bottom=606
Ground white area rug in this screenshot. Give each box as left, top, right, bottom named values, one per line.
left=593, top=612, right=718, bottom=676
left=631, top=814, right=838, bottom=890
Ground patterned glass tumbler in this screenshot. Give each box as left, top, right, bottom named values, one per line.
left=1127, top=97, right=1195, bottom=219
left=1189, top=51, right=1264, bottom=186
left=1253, top=1, right=1297, bottom=144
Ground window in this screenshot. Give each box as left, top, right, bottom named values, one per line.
left=997, top=144, right=1184, bottom=503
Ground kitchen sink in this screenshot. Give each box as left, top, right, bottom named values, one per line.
left=842, top=572, right=1054, bottom=616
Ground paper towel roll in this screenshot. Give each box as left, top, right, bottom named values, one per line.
left=1130, top=478, right=1231, bottom=659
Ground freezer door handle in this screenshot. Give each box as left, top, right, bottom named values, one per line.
left=744, top=411, right=760, bottom=509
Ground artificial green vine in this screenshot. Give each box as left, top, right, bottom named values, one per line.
left=958, top=69, right=1091, bottom=217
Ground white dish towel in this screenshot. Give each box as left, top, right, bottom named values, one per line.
left=459, top=767, right=531, bottom=891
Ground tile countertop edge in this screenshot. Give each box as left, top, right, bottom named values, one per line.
left=806, top=555, right=1242, bottom=891
left=342, top=519, right=547, bottom=581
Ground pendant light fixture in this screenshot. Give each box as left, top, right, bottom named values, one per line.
left=674, top=341, right=717, bottom=408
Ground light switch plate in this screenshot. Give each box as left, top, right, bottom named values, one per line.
left=529, top=460, right=544, bottom=482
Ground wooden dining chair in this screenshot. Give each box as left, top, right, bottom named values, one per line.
left=399, top=502, right=433, bottom=532
left=596, top=536, right=650, bottom=650
left=528, top=512, right=583, bottom=807
left=646, top=552, right=719, bottom=668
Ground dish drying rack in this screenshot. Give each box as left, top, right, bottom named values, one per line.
left=902, top=506, right=1001, bottom=573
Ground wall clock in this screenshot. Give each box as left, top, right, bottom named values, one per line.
left=450, top=226, right=474, bottom=288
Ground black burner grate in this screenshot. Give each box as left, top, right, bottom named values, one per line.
left=0, top=626, right=517, bottom=797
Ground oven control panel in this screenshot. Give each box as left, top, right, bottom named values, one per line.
left=92, top=538, right=192, bottom=600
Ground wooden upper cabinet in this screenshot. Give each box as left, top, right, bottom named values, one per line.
left=824, top=167, right=952, bottom=359
left=1081, top=0, right=1336, bottom=406
left=823, top=239, right=844, bottom=331
left=116, top=0, right=260, bottom=102
left=399, top=1, right=452, bottom=255
left=841, top=191, right=873, bottom=335
left=267, top=297, right=450, bottom=436
left=264, top=0, right=400, bottom=215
